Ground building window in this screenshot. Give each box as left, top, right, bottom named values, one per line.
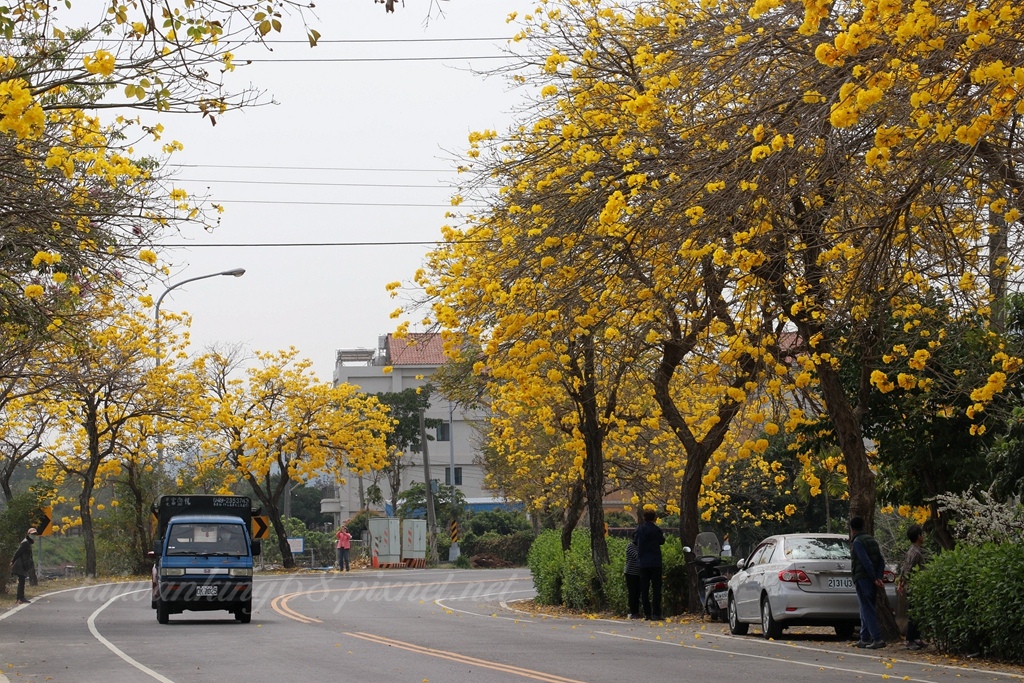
left=436, top=422, right=451, bottom=442
left=445, top=467, right=463, bottom=486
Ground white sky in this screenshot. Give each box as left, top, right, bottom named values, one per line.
left=152, top=0, right=528, bottom=381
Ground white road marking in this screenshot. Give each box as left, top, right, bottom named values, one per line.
left=598, top=630, right=948, bottom=682
left=702, top=631, right=1024, bottom=680
left=435, top=588, right=538, bottom=621
left=87, top=588, right=177, bottom=683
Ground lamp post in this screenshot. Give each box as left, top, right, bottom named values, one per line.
left=153, top=267, right=245, bottom=458
left=154, top=267, right=246, bottom=366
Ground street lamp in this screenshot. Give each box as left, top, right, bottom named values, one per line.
left=153, top=267, right=245, bottom=458
left=154, top=268, right=246, bottom=366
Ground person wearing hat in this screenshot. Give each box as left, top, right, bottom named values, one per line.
left=10, top=527, right=37, bottom=604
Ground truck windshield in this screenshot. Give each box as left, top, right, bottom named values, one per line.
left=166, top=523, right=248, bottom=556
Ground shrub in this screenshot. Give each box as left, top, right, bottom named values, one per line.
left=468, top=509, right=531, bottom=536
left=527, top=529, right=691, bottom=615
left=562, top=530, right=598, bottom=610
left=603, top=536, right=629, bottom=615
left=661, top=540, right=688, bottom=615
left=464, top=530, right=534, bottom=566
left=912, top=542, right=1024, bottom=662
left=526, top=530, right=564, bottom=605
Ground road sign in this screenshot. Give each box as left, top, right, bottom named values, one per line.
left=34, top=506, right=54, bottom=536
left=252, top=515, right=270, bottom=539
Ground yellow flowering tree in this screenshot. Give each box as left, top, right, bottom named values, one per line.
left=0, top=393, right=54, bottom=502
left=34, top=292, right=198, bottom=576
left=415, top=0, right=793, bottom=597
left=2, top=0, right=320, bottom=342
left=197, top=348, right=393, bottom=568
left=468, top=0, right=1024, bottom=536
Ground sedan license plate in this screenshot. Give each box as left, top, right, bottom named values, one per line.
left=827, top=577, right=853, bottom=589
left=196, top=585, right=218, bottom=597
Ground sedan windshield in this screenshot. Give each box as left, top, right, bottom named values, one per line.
left=783, top=537, right=850, bottom=560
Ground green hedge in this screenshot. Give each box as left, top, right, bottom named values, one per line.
left=562, top=530, right=598, bottom=610
left=526, top=530, right=564, bottom=604
left=526, top=529, right=689, bottom=614
left=462, top=530, right=534, bottom=566
left=911, top=542, right=1024, bottom=662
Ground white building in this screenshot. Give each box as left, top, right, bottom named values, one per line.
left=331, top=333, right=492, bottom=519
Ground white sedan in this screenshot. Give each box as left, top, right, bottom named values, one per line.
left=727, top=533, right=897, bottom=640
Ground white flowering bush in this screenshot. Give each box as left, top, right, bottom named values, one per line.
left=933, top=488, right=1024, bottom=545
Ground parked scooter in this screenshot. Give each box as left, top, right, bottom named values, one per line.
left=684, top=531, right=732, bottom=622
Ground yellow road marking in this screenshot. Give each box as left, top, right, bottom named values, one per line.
left=270, top=577, right=529, bottom=624
left=347, top=631, right=587, bottom=683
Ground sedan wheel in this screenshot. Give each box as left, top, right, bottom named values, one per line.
left=728, top=595, right=748, bottom=635
left=760, top=596, right=782, bottom=640
left=834, top=623, right=855, bottom=640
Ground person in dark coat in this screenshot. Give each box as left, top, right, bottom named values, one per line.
left=850, top=516, right=886, bottom=649
left=10, top=527, right=37, bottom=604
left=634, top=509, right=665, bottom=620
left=624, top=539, right=642, bottom=619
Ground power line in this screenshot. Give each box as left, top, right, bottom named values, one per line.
left=260, top=37, right=514, bottom=43
left=177, top=178, right=447, bottom=189
left=171, top=163, right=452, bottom=172
left=213, top=199, right=466, bottom=207
left=245, top=55, right=511, bottom=63
left=160, top=240, right=489, bottom=248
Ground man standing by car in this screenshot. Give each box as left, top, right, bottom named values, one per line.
left=850, top=516, right=886, bottom=649
left=634, top=507, right=665, bottom=620
left=898, top=524, right=927, bottom=650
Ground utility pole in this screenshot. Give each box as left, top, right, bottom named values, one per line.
left=448, top=401, right=460, bottom=561
left=419, top=409, right=439, bottom=563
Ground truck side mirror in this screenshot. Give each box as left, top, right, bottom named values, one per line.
left=152, top=540, right=161, bottom=555
left=251, top=540, right=261, bottom=557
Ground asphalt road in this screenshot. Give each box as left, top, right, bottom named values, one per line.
left=2, top=568, right=1020, bottom=683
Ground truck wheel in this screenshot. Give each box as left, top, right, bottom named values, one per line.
left=157, top=600, right=170, bottom=624
left=235, top=600, right=252, bottom=624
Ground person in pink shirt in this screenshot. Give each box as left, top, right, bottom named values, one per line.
left=335, top=525, right=352, bottom=571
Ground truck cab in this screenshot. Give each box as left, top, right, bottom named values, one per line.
left=149, top=495, right=261, bottom=624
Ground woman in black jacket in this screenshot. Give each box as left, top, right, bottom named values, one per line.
left=10, top=527, right=37, bottom=604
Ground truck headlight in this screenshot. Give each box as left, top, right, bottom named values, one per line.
left=162, top=568, right=185, bottom=577
left=229, top=568, right=252, bottom=577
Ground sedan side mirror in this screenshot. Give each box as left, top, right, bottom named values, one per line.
left=736, top=559, right=746, bottom=570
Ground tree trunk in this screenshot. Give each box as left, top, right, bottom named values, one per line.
left=875, top=587, right=902, bottom=641
left=578, top=334, right=609, bottom=589
left=247, top=470, right=295, bottom=568
left=812, top=358, right=876, bottom=527
left=80, top=483, right=97, bottom=577
left=125, top=461, right=152, bottom=574
left=561, top=479, right=585, bottom=552
left=82, top=403, right=101, bottom=577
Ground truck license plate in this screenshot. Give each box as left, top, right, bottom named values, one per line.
left=196, top=585, right=218, bottom=597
